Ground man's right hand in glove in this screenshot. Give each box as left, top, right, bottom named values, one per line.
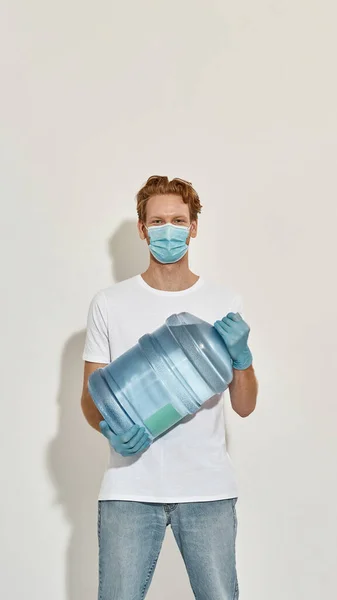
left=99, top=421, right=151, bottom=457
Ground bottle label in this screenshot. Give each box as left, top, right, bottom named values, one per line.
left=144, top=404, right=182, bottom=438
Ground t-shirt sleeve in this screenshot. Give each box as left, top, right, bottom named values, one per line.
left=82, top=290, right=111, bottom=363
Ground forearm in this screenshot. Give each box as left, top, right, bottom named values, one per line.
left=228, top=364, right=258, bottom=417
left=81, top=390, right=103, bottom=432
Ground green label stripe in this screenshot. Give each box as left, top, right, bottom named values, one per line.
left=144, top=404, right=182, bottom=438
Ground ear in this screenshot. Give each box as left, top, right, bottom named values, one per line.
left=138, top=220, right=147, bottom=241
left=190, top=220, right=198, bottom=238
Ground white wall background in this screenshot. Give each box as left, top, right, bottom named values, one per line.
left=1, top=1, right=337, bottom=598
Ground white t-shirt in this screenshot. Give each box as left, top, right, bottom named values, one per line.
left=82, top=274, right=243, bottom=503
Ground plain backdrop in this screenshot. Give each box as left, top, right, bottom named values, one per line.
left=1, top=1, right=337, bottom=599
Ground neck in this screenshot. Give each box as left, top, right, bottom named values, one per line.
left=141, top=255, right=199, bottom=292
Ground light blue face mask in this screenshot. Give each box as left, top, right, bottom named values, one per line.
left=146, top=223, right=191, bottom=264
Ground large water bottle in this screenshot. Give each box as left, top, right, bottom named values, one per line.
left=88, top=312, right=233, bottom=440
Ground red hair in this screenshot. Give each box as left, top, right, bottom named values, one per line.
left=136, top=175, right=202, bottom=222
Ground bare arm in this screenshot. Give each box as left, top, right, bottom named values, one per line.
left=81, top=361, right=109, bottom=432
left=228, top=364, right=258, bottom=418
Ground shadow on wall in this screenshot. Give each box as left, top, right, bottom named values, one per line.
left=108, top=219, right=149, bottom=282
left=46, top=220, right=149, bottom=600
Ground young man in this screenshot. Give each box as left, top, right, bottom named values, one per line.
left=81, top=175, right=258, bottom=600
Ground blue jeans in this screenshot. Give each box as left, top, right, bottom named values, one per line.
left=98, top=498, right=239, bottom=599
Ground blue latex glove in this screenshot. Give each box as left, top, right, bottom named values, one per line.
left=214, top=312, right=253, bottom=370
left=99, top=421, right=151, bottom=457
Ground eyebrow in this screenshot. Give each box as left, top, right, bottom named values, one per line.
left=149, top=215, right=188, bottom=220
